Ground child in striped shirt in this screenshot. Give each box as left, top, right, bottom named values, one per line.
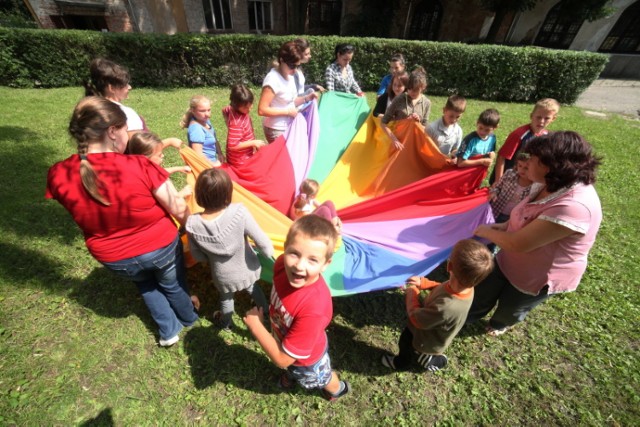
left=222, top=84, right=266, bottom=167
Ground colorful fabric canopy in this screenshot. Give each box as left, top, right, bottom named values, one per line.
left=180, top=92, right=493, bottom=296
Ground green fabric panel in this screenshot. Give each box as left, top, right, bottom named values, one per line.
left=308, top=92, right=371, bottom=184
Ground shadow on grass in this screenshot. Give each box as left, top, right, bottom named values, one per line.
left=0, top=241, right=158, bottom=336
left=328, top=322, right=394, bottom=377
left=333, top=289, right=405, bottom=328
left=183, top=325, right=279, bottom=395
left=79, top=407, right=115, bottom=426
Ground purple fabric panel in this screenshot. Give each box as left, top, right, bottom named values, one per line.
left=341, top=202, right=494, bottom=261
left=285, top=100, right=320, bottom=193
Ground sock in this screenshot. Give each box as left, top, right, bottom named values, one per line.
left=331, top=380, right=345, bottom=397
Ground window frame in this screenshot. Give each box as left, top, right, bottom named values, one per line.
left=202, top=0, right=233, bottom=32
left=248, top=0, right=273, bottom=32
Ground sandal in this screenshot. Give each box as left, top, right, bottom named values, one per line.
left=322, top=380, right=351, bottom=402
left=277, top=372, right=295, bottom=390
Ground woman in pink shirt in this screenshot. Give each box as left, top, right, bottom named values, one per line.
left=467, top=131, right=602, bottom=336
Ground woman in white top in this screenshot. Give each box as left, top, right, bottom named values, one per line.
left=84, top=58, right=146, bottom=140
left=258, top=41, right=318, bottom=143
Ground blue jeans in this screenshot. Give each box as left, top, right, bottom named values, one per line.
left=102, top=235, right=198, bottom=340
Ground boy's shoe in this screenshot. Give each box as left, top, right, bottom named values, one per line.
left=277, top=372, right=296, bottom=390
left=322, top=380, right=351, bottom=402
left=416, top=353, right=448, bottom=372
left=486, top=325, right=510, bottom=337
left=159, top=334, right=179, bottom=347
left=381, top=353, right=397, bottom=370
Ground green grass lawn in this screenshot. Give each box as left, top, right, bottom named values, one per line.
left=0, top=86, right=638, bottom=425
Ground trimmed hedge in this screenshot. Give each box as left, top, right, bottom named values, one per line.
left=0, top=28, right=608, bottom=104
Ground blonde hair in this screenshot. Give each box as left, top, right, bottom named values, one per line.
left=285, top=215, right=338, bottom=260
left=294, top=179, right=320, bottom=210
left=180, top=95, right=210, bottom=128
left=69, top=96, right=127, bottom=206
left=127, top=132, right=162, bottom=157
left=449, top=239, right=494, bottom=289
left=533, top=98, right=560, bottom=114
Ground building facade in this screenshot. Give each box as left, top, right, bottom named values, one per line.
left=23, top=0, right=640, bottom=78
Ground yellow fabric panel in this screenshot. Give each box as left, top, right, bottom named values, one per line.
left=317, top=115, right=450, bottom=209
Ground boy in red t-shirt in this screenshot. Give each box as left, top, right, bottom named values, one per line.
left=244, top=215, right=350, bottom=401
left=491, top=98, right=559, bottom=184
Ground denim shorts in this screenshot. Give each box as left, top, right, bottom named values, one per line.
left=287, top=347, right=333, bottom=390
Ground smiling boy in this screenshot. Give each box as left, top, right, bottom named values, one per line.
left=243, top=215, right=350, bottom=401
left=456, top=108, right=500, bottom=168
left=491, top=98, right=559, bottom=184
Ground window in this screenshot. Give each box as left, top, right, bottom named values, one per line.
left=307, top=0, right=341, bottom=35
left=599, top=1, right=640, bottom=53
left=248, top=1, right=272, bottom=31
left=202, top=0, right=232, bottom=31
left=408, top=0, right=442, bottom=41
left=50, top=15, right=108, bottom=31
left=534, top=1, right=584, bottom=49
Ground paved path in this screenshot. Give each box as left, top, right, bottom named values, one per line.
left=575, top=79, right=640, bottom=117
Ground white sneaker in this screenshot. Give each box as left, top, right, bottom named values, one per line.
left=159, top=334, right=179, bottom=347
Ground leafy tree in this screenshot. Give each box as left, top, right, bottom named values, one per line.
left=0, top=0, right=37, bottom=28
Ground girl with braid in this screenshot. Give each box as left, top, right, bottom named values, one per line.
left=46, top=96, right=199, bottom=347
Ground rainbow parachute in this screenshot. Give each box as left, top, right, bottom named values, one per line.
left=181, top=92, right=493, bottom=297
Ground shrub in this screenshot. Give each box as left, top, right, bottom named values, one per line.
left=0, top=28, right=607, bottom=104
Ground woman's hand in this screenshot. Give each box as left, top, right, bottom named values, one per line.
left=409, top=113, right=420, bottom=122
left=288, top=107, right=298, bottom=118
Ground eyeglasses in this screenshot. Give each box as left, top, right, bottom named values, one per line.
left=285, top=62, right=301, bottom=70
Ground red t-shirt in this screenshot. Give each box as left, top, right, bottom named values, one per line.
left=222, top=105, right=256, bottom=167
left=498, top=124, right=549, bottom=161
left=46, top=153, right=177, bottom=262
left=269, top=256, right=332, bottom=366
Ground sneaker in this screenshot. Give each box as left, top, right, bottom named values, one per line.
left=277, top=372, right=295, bottom=390
left=486, top=325, right=510, bottom=336
left=159, top=334, right=179, bottom=347
left=416, top=353, right=448, bottom=372
left=381, top=353, right=397, bottom=370
left=322, top=380, right=351, bottom=402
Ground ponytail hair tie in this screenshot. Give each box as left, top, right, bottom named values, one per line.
left=79, top=154, right=88, bottom=160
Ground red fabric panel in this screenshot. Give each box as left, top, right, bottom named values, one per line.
left=221, top=134, right=296, bottom=215
left=338, top=167, right=489, bottom=221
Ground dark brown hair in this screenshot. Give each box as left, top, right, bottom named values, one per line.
left=387, top=71, right=409, bottom=101
left=194, top=168, right=233, bottom=211
left=69, top=96, right=127, bottom=206
left=278, top=41, right=304, bottom=65
left=525, top=131, right=601, bottom=192
left=285, top=215, right=338, bottom=260
left=229, top=84, right=254, bottom=109
left=449, top=239, right=493, bottom=288
left=478, top=108, right=500, bottom=127
left=334, top=43, right=355, bottom=60
left=84, top=58, right=130, bottom=97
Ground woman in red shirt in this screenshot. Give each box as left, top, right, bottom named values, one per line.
left=46, top=97, right=198, bottom=347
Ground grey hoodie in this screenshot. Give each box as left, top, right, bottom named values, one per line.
left=186, top=203, right=274, bottom=293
